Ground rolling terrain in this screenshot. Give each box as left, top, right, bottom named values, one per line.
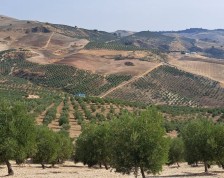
left=1, top=16, right=224, bottom=178
left=0, top=15, right=224, bottom=109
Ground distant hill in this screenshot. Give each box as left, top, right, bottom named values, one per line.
left=114, top=30, right=135, bottom=37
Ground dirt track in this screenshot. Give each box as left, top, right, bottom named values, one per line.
left=100, top=63, right=163, bottom=98
left=44, top=32, right=54, bottom=48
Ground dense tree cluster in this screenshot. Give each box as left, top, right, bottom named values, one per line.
left=1, top=100, right=224, bottom=178
left=0, top=101, right=73, bottom=175
left=75, top=107, right=169, bottom=178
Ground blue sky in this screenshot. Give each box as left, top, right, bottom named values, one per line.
left=0, top=0, right=224, bottom=32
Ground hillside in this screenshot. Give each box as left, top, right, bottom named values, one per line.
left=106, top=65, right=224, bottom=107
left=0, top=15, right=224, bottom=109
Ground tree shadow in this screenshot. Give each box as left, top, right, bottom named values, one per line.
left=62, top=164, right=107, bottom=170
left=211, top=170, right=224, bottom=174
left=147, top=172, right=217, bottom=177
left=62, top=165, right=86, bottom=168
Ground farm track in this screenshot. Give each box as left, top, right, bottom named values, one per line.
left=48, top=101, right=64, bottom=132
left=100, top=63, right=163, bottom=98
left=36, top=103, right=55, bottom=125
left=43, top=32, right=54, bottom=49
left=68, top=97, right=81, bottom=138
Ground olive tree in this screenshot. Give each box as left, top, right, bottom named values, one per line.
left=181, top=119, right=216, bottom=173
left=212, top=124, right=224, bottom=168
left=53, top=130, right=73, bottom=166
left=74, top=122, right=110, bottom=169
left=32, top=126, right=59, bottom=169
left=168, top=137, right=185, bottom=167
left=0, top=101, right=37, bottom=175
left=109, top=107, right=169, bottom=178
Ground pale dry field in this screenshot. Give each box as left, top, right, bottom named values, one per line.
left=0, top=43, right=8, bottom=51
left=56, top=50, right=160, bottom=76
left=79, top=49, right=150, bottom=58
left=168, top=54, right=224, bottom=87
left=0, top=162, right=224, bottom=178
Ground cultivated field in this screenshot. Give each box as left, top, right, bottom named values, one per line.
left=168, top=54, right=224, bottom=87
left=107, top=65, right=224, bottom=107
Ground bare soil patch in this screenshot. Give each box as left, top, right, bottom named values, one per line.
left=27, top=95, right=40, bottom=99
left=55, top=52, right=159, bottom=76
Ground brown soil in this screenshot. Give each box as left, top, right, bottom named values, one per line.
left=55, top=52, right=159, bottom=76
left=67, top=98, right=81, bottom=138
left=48, top=101, right=64, bottom=132
left=36, top=103, right=55, bottom=125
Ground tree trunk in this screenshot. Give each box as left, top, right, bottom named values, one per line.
left=5, top=160, right=14, bottom=176
left=221, top=164, right=224, bottom=169
left=41, top=163, right=45, bottom=169
left=204, top=161, right=208, bottom=173
left=134, top=167, right=138, bottom=178
left=104, top=163, right=108, bottom=170
left=140, top=167, right=146, bottom=178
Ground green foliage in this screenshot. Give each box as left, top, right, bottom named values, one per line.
left=164, top=120, right=189, bottom=132
left=212, top=124, right=224, bottom=166
left=110, top=65, right=224, bottom=107
left=0, top=101, right=37, bottom=175
left=33, top=126, right=73, bottom=168
left=33, top=126, right=59, bottom=167
left=85, top=41, right=144, bottom=51
left=54, top=131, right=73, bottom=164
left=168, top=137, right=185, bottom=166
left=109, top=107, right=169, bottom=177
left=59, top=100, right=69, bottom=127
left=181, top=119, right=216, bottom=172
left=74, top=122, right=110, bottom=168
left=0, top=56, right=136, bottom=97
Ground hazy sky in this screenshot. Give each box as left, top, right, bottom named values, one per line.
left=1, top=0, right=224, bottom=32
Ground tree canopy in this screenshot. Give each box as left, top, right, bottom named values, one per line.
left=0, top=101, right=37, bottom=175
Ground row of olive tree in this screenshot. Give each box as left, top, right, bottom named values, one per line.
left=181, top=119, right=224, bottom=173
left=2, top=100, right=224, bottom=177
left=74, top=109, right=224, bottom=178
left=0, top=101, right=73, bottom=176
left=165, top=119, right=224, bottom=173
left=74, top=107, right=169, bottom=178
